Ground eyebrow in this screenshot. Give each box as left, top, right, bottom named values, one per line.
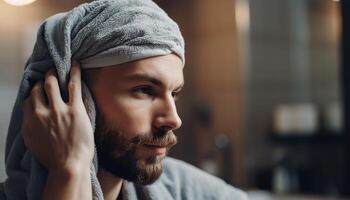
left=125, top=73, right=184, bottom=91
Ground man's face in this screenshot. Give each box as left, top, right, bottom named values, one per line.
left=86, top=54, right=184, bottom=185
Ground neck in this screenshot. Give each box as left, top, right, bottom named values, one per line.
left=97, top=169, right=123, bottom=200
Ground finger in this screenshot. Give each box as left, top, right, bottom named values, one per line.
left=31, top=81, right=47, bottom=110
left=44, top=68, right=64, bottom=107
left=68, top=61, right=82, bottom=105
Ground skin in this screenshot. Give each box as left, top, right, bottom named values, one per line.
left=21, top=54, right=184, bottom=200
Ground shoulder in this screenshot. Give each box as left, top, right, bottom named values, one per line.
left=157, top=157, right=247, bottom=200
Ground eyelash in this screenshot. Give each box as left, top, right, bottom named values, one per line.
left=172, top=91, right=181, bottom=101
left=132, top=86, right=181, bottom=101
left=133, top=86, right=155, bottom=96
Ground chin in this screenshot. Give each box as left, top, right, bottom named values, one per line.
left=98, top=149, right=166, bottom=185
left=133, top=155, right=165, bottom=184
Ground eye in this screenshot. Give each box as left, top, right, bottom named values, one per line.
left=172, top=91, right=181, bottom=101
left=132, top=86, right=155, bottom=98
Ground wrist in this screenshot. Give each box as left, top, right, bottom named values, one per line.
left=44, top=159, right=92, bottom=200
left=48, top=162, right=90, bottom=178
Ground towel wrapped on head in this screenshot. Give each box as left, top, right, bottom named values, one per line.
left=3, top=0, right=184, bottom=199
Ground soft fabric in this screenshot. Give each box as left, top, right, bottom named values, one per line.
left=121, top=157, right=248, bottom=200
left=0, top=157, right=247, bottom=200
left=1, top=0, right=184, bottom=199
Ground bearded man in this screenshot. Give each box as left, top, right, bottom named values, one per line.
left=0, top=0, right=247, bottom=199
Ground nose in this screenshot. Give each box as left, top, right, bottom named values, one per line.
left=153, top=95, right=182, bottom=131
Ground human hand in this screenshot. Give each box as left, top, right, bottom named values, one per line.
left=22, top=62, right=94, bottom=172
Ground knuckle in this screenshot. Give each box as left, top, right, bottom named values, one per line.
left=68, top=110, right=76, bottom=120
left=68, top=105, right=78, bottom=114
left=44, top=80, right=52, bottom=92
left=31, top=85, right=39, bottom=95
left=69, top=108, right=84, bottom=122
left=50, top=105, right=68, bottom=121
left=50, top=106, right=62, bottom=117
left=33, top=108, right=46, bottom=117
left=45, top=76, right=57, bottom=89
left=68, top=81, right=77, bottom=91
left=50, top=111, right=61, bottom=123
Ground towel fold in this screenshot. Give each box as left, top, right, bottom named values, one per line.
left=3, top=0, right=184, bottom=199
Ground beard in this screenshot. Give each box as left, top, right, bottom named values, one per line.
left=94, top=112, right=177, bottom=185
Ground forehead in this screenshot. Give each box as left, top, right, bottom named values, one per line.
left=93, top=54, right=184, bottom=87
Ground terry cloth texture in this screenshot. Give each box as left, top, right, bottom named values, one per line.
left=2, top=0, right=184, bottom=199
left=120, top=157, right=248, bottom=200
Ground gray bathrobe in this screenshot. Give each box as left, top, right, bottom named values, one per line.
left=1, top=157, right=248, bottom=199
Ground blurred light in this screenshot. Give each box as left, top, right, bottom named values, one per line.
left=332, top=0, right=340, bottom=2
left=3, top=0, right=37, bottom=6
left=235, top=0, right=250, bottom=32
left=215, top=134, right=230, bottom=149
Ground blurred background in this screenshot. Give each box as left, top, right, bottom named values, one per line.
left=0, top=0, right=349, bottom=199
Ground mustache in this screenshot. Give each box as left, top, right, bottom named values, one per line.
left=131, top=128, right=178, bottom=148
left=95, top=117, right=178, bottom=156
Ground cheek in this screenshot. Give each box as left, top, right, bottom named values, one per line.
left=105, top=97, right=154, bottom=135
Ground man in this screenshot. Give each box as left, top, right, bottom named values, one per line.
left=0, top=0, right=247, bottom=199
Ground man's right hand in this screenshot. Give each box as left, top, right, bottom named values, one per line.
left=21, top=62, right=93, bottom=199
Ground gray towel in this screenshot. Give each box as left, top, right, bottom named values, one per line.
left=3, top=0, right=184, bottom=199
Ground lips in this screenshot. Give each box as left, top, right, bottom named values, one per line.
left=142, top=144, right=168, bottom=155
left=138, top=133, right=177, bottom=155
